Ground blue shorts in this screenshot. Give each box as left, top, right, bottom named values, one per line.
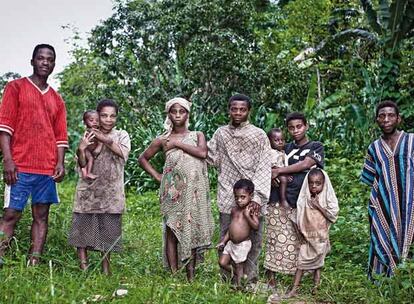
left=4, top=172, right=59, bottom=211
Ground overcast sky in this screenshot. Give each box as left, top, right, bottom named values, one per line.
left=0, top=0, right=114, bottom=88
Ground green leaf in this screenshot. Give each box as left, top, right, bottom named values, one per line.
left=388, top=0, right=409, bottom=49
left=346, top=103, right=369, bottom=129
left=305, top=71, right=318, bottom=113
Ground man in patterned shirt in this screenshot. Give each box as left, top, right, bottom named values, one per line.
left=207, top=94, right=271, bottom=283
left=0, top=44, right=68, bottom=266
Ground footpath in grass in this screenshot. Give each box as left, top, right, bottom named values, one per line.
left=1, top=167, right=413, bottom=303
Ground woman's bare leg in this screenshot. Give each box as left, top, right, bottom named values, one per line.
left=165, top=226, right=178, bottom=273
left=101, top=252, right=111, bottom=275
left=77, top=247, right=88, bottom=270
left=186, top=249, right=196, bottom=282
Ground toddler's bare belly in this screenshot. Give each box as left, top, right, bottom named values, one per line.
left=229, top=228, right=250, bottom=244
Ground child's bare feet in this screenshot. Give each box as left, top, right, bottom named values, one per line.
left=284, top=286, right=299, bottom=298
left=312, top=268, right=321, bottom=294
left=268, top=280, right=276, bottom=289
left=266, top=270, right=276, bottom=289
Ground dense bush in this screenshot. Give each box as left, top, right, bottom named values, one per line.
left=54, top=0, right=414, bottom=193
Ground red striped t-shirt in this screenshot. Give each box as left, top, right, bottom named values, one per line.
left=0, top=77, right=69, bottom=175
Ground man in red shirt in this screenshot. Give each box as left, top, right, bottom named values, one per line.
left=0, top=44, right=68, bottom=266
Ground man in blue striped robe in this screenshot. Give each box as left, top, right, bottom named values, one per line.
left=361, top=100, right=414, bottom=279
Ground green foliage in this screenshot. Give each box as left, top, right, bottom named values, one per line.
left=0, top=72, right=21, bottom=97
left=58, top=0, right=312, bottom=191
left=56, top=0, right=413, bottom=188
left=282, top=0, right=333, bottom=47
left=313, top=0, right=414, bottom=103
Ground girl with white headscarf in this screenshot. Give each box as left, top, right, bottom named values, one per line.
left=284, top=168, right=339, bottom=298
left=138, top=97, right=214, bottom=281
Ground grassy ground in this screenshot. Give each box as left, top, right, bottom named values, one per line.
left=0, top=159, right=413, bottom=303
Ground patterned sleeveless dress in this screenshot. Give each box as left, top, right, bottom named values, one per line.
left=160, top=131, right=214, bottom=264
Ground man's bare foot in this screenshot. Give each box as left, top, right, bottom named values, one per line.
left=27, top=252, right=41, bottom=267
left=267, top=293, right=282, bottom=303
left=80, top=260, right=88, bottom=270
left=0, top=231, right=9, bottom=258
left=311, top=284, right=319, bottom=295
left=82, top=173, right=98, bottom=180
left=284, top=286, right=299, bottom=298
left=87, top=173, right=98, bottom=180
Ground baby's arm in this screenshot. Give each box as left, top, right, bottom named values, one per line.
left=244, top=205, right=259, bottom=230
left=138, top=137, right=164, bottom=182
left=170, top=132, right=207, bottom=159
left=77, top=131, right=95, bottom=168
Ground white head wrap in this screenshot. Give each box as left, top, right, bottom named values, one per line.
left=296, top=169, right=339, bottom=226
left=163, top=97, right=191, bottom=136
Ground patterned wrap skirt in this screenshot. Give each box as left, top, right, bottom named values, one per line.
left=68, top=213, right=122, bottom=252
left=264, top=203, right=300, bottom=274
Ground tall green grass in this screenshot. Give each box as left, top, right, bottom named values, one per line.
left=0, top=158, right=413, bottom=303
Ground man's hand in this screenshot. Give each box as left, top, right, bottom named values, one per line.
left=52, top=163, right=65, bottom=182
left=3, top=158, right=18, bottom=185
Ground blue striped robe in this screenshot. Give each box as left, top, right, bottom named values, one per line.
left=361, top=131, right=414, bottom=278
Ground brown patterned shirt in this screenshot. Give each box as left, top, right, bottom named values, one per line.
left=73, top=129, right=131, bottom=214
left=207, top=121, right=271, bottom=214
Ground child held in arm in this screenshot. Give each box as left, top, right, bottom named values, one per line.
left=286, top=168, right=339, bottom=297
left=217, top=179, right=259, bottom=286
left=268, top=128, right=289, bottom=208
left=80, top=110, right=102, bottom=180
